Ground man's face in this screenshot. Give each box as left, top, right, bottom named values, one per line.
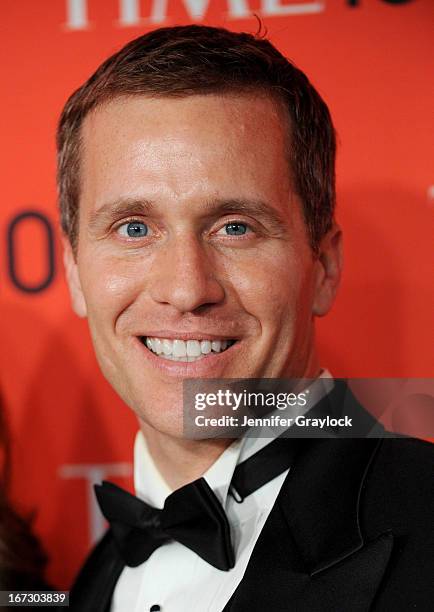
left=64, top=93, right=341, bottom=437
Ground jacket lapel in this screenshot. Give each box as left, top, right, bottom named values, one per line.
left=225, top=435, right=393, bottom=611
left=280, top=437, right=382, bottom=573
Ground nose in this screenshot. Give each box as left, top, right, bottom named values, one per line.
left=148, top=235, right=225, bottom=313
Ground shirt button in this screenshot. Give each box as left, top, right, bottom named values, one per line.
left=150, top=606, right=161, bottom=611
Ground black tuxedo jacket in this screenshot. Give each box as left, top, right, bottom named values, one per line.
left=69, top=386, right=434, bottom=611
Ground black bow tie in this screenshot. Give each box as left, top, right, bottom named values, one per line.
left=95, top=436, right=296, bottom=571
left=95, top=477, right=234, bottom=570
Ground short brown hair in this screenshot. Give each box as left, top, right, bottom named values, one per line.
left=57, top=24, right=336, bottom=254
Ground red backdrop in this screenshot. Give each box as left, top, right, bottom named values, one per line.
left=1, top=0, right=433, bottom=589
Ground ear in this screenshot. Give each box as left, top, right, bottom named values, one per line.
left=312, top=223, right=343, bottom=317
left=62, top=235, right=88, bottom=318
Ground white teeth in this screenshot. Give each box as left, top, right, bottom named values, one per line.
left=211, top=340, right=222, bottom=353
left=158, top=354, right=203, bottom=362
left=186, top=340, right=201, bottom=357
left=143, top=337, right=234, bottom=361
left=154, top=338, right=163, bottom=354
left=162, top=339, right=172, bottom=356
left=200, top=340, right=211, bottom=354
left=172, top=339, right=187, bottom=357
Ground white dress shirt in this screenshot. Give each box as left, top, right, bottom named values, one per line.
left=111, top=372, right=333, bottom=612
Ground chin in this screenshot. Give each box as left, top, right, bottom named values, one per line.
left=131, top=391, right=187, bottom=438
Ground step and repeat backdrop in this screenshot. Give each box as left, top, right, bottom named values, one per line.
left=1, top=0, right=433, bottom=589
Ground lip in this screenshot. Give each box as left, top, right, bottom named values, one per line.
left=133, top=336, right=242, bottom=377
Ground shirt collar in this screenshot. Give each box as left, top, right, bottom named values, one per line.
left=134, top=431, right=244, bottom=509
left=134, top=432, right=172, bottom=509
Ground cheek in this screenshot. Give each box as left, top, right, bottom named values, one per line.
left=80, top=256, right=143, bottom=330
left=223, top=247, right=311, bottom=327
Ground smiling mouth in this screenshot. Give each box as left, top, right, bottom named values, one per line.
left=139, top=337, right=237, bottom=362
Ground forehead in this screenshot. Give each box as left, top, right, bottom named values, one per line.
left=79, top=93, right=294, bottom=215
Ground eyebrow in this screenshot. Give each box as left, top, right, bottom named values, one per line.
left=87, top=198, right=155, bottom=233
left=87, top=196, right=289, bottom=235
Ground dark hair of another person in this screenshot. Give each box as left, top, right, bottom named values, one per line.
left=0, top=403, right=48, bottom=591
left=57, top=24, right=336, bottom=256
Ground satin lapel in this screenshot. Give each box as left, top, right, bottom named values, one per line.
left=224, top=527, right=393, bottom=612
left=278, top=437, right=383, bottom=574
left=69, top=530, right=125, bottom=612
left=225, top=435, right=393, bottom=610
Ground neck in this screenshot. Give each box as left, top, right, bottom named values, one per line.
left=289, top=330, right=321, bottom=380
left=301, top=349, right=322, bottom=380
left=139, top=420, right=232, bottom=490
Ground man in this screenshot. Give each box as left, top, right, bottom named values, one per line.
left=58, top=25, right=433, bottom=611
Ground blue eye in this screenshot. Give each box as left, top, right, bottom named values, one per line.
left=118, top=221, right=149, bottom=238
left=224, top=222, right=248, bottom=236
